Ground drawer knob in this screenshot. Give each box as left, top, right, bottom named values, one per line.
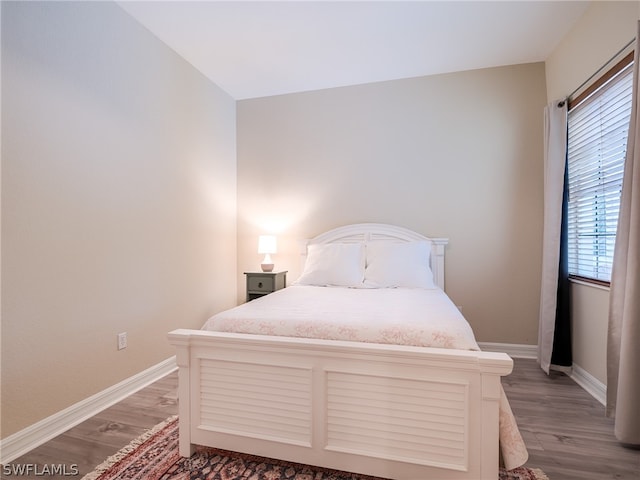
left=258, top=282, right=263, bottom=288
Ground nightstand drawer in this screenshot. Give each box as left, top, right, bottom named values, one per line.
left=247, top=276, right=274, bottom=293
left=244, top=271, right=287, bottom=302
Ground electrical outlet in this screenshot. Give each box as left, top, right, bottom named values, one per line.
left=117, top=332, right=127, bottom=350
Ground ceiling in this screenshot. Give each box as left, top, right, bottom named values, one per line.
left=118, top=1, right=591, bottom=100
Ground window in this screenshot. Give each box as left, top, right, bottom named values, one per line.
left=567, top=54, right=633, bottom=283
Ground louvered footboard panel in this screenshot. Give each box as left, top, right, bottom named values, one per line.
left=199, top=359, right=313, bottom=446
left=326, top=371, right=469, bottom=471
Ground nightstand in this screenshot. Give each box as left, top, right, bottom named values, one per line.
left=244, top=271, right=287, bottom=302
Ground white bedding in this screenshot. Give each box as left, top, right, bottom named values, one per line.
left=202, top=285, right=528, bottom=470
left=203, top=285, right=479, bottom=350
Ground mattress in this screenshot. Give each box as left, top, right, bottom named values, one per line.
left=203, top=285, right=479, bottom=351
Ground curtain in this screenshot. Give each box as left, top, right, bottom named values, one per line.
left=538, top=101, right=570, bottom=374
left=550, top=158, right=572, bottom=369
left=607, top=24, right=640, bottom=445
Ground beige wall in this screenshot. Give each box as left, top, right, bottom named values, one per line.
left=545, top=1, right=640, bottom=385
left=1, top=2, right=237, bottom=438
left=237, top=62, right=547, bottom=345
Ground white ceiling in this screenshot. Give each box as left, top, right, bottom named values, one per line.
left=118, top=1, right=590, bottom=100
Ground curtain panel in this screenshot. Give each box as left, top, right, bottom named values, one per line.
left=538, top=101, right=570, bottom=374
left=607, top=23, right=640, bottom=446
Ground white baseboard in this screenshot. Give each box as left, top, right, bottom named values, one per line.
left=570, top=363, right=607, bottom=406
left=478, top=342, right=537, bottom=359
left=0, top=356, right=177, bottom=465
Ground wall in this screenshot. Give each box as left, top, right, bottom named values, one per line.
left=545, top=0, right=640, bottom=385
left=1, top=1, right=237, bottom=438
left=237, top=62, right=547, bottom=345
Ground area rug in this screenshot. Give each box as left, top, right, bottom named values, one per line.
left=82, top=416, right=549, bottom=480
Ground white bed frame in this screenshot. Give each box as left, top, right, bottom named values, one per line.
left=168, top=224, right=513, bottom=479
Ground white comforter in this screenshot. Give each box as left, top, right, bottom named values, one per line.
left=203, top=285, right=479, bottom=350
left=202, top=285, right=528, bottom=470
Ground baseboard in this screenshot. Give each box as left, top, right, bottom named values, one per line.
left=570, top=363, right=607, bottom=406
left=0, top=356, right=177, bottom=465
left=478, top=342, right=537, bottom=359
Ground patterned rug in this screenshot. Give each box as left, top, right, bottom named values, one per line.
left=82, top=416, right=549, bottom=480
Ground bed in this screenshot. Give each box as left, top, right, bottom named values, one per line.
left=168, top=223, right=528, bottom=479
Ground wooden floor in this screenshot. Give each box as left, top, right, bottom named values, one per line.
left=503, top=359, right=639, bottom=480
left=6, top=359, right=639, bottom=479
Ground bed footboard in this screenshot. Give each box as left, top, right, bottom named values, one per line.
left=168, top=329, right=512, bottom=480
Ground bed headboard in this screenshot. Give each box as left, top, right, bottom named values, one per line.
left=299, top=223, right=448, bottom=290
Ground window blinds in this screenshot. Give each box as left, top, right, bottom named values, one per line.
left=567, top=61, right=633, bottom=282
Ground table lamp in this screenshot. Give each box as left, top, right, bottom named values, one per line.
left=258, top=235, right=277, bottom=272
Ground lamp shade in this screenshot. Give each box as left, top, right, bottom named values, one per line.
left=258, top=235, right=277, bottom=254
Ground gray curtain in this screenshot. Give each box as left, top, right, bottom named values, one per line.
left=607, top=22, right=640, bottom=446
left=538, top=101, right=568, bottom=374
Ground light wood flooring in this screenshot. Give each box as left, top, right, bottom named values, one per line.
left=5, top=359, right=639, bottom=479
left=502, top=359, right=639, bottom=480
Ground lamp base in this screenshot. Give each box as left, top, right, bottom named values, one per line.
left=261, top=263, right=274, bottom=272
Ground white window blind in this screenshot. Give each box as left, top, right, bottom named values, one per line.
left=567, top=60, right=633, bottom=282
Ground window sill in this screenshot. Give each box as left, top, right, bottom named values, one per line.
left=569, top=277, right=610, bottom=292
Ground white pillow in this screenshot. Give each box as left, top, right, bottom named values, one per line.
left=364, top=241, right=435, bottom=289
left=296, top=243, right=365, bottom=287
